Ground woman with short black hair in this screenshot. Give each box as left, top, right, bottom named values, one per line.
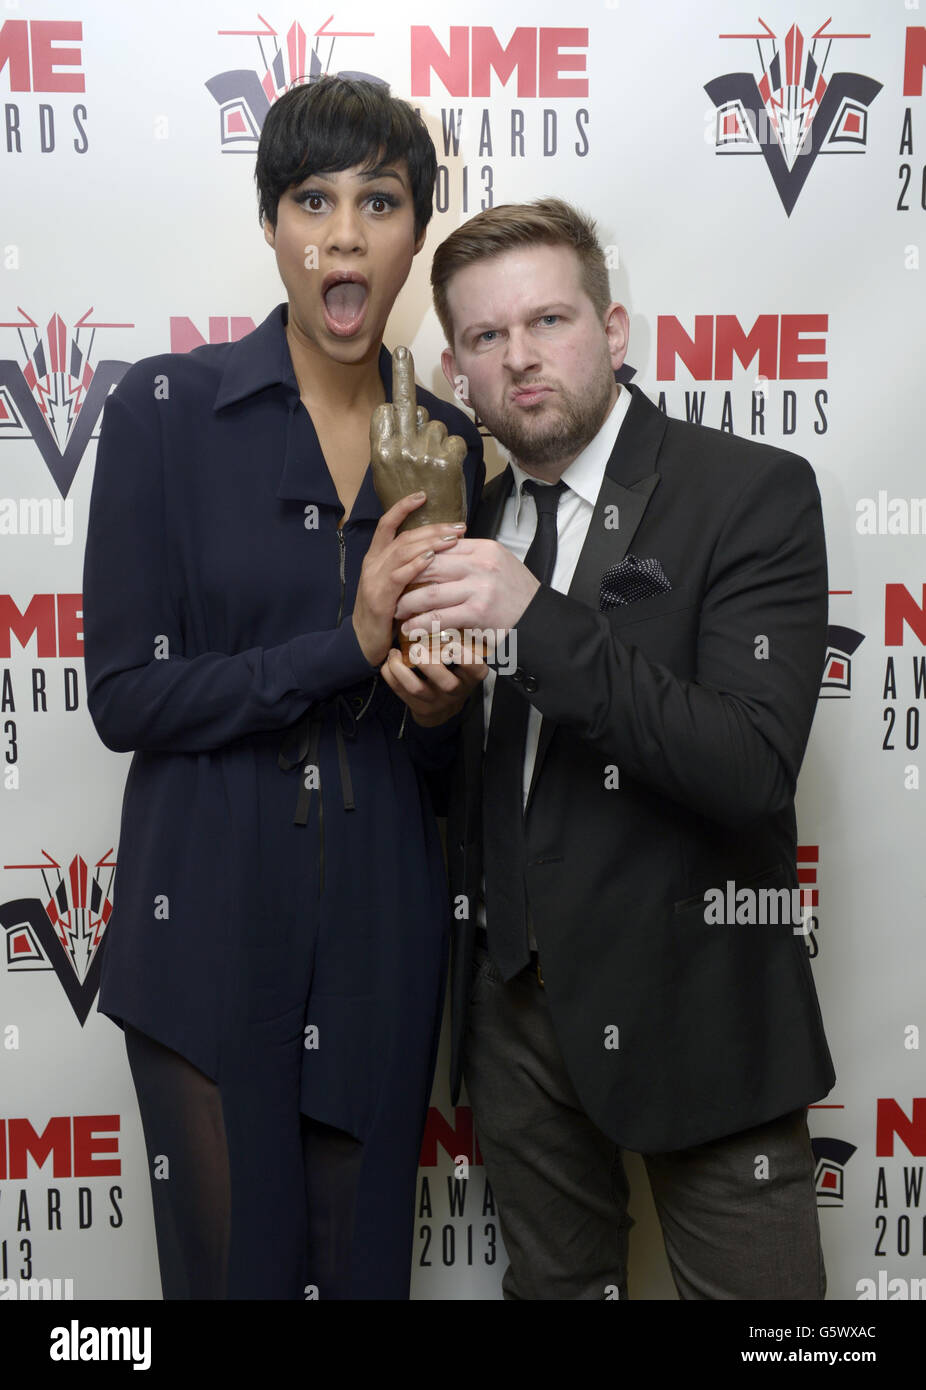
left=83, top=77, right=484, bottom=1299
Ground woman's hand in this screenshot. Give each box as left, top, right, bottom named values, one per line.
left=380, top=642, right=488, bottom=727
left=352, top=493, right=466, bottom=666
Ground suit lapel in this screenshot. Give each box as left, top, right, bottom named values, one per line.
left=471, top=464, right=513, bottom=539
left=525, top=385, right=667, bottom=811
left=565, top=471, right=660, bottom=608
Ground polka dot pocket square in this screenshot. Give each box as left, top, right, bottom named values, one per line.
left=599, top=555, right=672, bottom=611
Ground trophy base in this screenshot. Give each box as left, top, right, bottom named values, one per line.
left=398, top=580, right=428, bottom=667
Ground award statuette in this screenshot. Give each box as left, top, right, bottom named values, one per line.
left=370, top=346, right=469, bottom=664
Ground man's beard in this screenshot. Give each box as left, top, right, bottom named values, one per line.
left=472, top=351, right=616, bottom=468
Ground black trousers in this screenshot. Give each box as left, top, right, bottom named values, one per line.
left=124, top=1023, right=365, bottom=1300
left=464, top=944, right=826, bottom=1300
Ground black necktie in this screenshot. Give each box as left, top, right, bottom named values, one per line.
left=482, top=478, right=568, bottom=980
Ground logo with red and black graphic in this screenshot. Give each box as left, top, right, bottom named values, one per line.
left=821, top=624, right=865, bottom=698
left=0, top=310, right=130, bottom=496
left=0, top=850, right=114, bottom=1024
left=705, top=18, right=882, bottom=216
left=206, top=15, right=381, bottom=153
left=812, top=1135, right=857, bottom=1206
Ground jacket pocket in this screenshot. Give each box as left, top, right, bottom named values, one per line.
left=674, top=863, right=784, bottom=913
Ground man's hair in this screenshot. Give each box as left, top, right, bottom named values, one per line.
left=254, top=77, right=437, bottom=238
left=430, top=198, right=612, bottom=348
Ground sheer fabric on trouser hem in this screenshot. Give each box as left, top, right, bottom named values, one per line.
left=124, top=1024, right=231, bottom=1299
left=124, top=1023, right=364, bottom=1299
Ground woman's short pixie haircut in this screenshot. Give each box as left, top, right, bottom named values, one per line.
left=254, top=76, right=437, bottom=238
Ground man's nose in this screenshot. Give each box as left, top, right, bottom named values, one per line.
left=503, top=327, right=541, bottom=374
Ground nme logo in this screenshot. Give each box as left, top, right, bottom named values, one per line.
left=656, top=314, right=827, bottom=381
left=169, top=316, right=256, bottom=354
left=797, top=844, right=819, bottom=908
left=904, top=26, right=926, bottom=96
left=884, top=586, right=917, bottom=650
left=419, top=1105, right=484, bottom=1167
left=876, top=1099, right=926, bottom=1158
left=0, top=1115, right=120, bottom=1178
left=885, top=585, right=926, bottom=647
left=0, top=594, right=82, bottom=658
left=797, top=845, right=821, bottom=957
left=0, top=20, right=84, bottom=92
left=410, top=26, right=588, bottom=98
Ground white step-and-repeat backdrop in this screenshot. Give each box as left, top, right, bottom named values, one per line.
left=1, top=0, right=924, bottom=1300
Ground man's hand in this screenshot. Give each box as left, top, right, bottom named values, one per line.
left=380, top=644, right=488, bottom=727
left=370, top=346, right=467, bottom=530
left=393, top=539, right=541, bottom=639
left=352, top=496, right=466, bottom=667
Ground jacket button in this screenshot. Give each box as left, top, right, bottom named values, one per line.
left=512, top=668, right=524, bottom=683
left=523, top=675, right=538, bottom=693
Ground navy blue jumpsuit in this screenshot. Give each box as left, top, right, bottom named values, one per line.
left=82, top=303, right=484, bottom=1297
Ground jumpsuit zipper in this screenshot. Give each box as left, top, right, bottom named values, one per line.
left=336, top=526, right=346, bottom=625
left=318, top=525, right=348, bottom=886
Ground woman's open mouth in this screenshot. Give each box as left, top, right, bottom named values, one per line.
left=321, top=272, right=369, bottom=337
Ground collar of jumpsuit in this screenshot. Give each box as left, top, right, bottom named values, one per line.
left=211, top=301, right=397, bottom=519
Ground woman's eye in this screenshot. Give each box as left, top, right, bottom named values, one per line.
left=299, top=192, right=326, bottom=212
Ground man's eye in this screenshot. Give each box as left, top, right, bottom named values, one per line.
left=478, top=330, right=498, bottom=343
left=538, top=315, right=559, bottom=326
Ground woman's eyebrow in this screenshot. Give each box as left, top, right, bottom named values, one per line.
left=297, top=167, right=407, bottom=186
left=357, top=167, right=407, bottom=185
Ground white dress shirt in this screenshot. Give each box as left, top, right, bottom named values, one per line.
left=478, top=384, right=632, bottom=944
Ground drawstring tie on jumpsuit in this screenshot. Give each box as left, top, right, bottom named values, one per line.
left=277, top=676, right=384, bottom=891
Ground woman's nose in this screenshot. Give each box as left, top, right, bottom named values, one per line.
left=324, top=202, right=366, bottom=255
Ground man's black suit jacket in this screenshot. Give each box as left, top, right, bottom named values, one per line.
left=446, top=382, right=836, bottom=1153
